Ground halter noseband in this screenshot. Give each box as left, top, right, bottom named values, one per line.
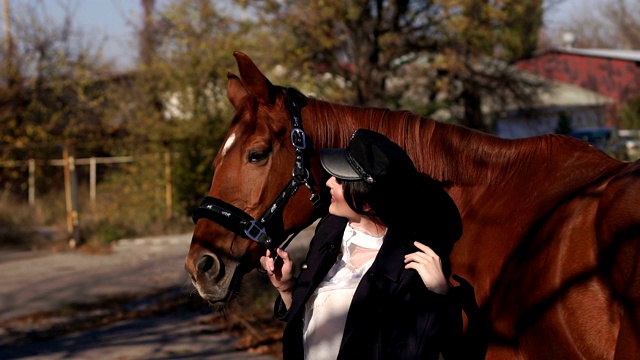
left=192, top=88, right=322, bottom=256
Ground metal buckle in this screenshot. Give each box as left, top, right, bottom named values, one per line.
left=291, top=128, right=306, bottom=150
left=244, top=220, right=272, bottom=248
left=292, top=167, right=310, bottom=182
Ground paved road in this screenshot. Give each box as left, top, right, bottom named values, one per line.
left=0, top=225, right=315, bottom=360
left=0, top=235, right=193, bottom=323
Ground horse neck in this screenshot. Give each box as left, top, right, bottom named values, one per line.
left=301, top=98, right=622, bottom=188
left=302, top=98, right=505, bottom=184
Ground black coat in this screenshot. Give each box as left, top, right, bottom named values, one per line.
left=275, top=215, right=462, bottom=360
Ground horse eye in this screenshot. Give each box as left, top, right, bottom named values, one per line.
left=248, top=149, right=269, bottom=163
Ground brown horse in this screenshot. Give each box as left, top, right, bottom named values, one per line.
left=186, top=51, right=640, bottom=359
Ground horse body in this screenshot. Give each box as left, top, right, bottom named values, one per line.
left=424, top=132, right=628, bottom=359
left=186, top=51, right=640, bottom=359
left=462, top=180, right=619, bottom=359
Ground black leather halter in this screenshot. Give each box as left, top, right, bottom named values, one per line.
left=192, top=88, right=322, bottom=255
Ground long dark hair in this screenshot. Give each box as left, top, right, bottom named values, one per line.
left=342, top=172, right=451, bottom=227
left=341, top=172, right=462, bottom=275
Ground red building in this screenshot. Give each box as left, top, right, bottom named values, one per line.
left=516, top=48, right=640, bottom=127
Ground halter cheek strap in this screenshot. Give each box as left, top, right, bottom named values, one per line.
left=192, top=196, right=275, bottom=249
left=192, top=88, right=322, bottom=256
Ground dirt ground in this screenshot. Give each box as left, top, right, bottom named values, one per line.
left=0, top=226, right=315, bottom=360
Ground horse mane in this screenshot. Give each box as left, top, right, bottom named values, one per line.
left=302, top=96, right=622, bottom=187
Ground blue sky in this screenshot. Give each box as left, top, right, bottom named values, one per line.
left=2, top=0, right=145, bottom=70
left=74, top=0, right=140, bottom=69
left=1, top=0, right=605, bottom=71
left=544, top=0, right=603, bottom=30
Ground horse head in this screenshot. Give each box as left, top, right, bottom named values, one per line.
left=185, top=51, right=327, bottom=304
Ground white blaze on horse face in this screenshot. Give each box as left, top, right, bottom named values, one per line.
left=221, top=133, right=237, bottom=157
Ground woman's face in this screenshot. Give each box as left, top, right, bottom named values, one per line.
left=326, top=176, right=360, bottom=221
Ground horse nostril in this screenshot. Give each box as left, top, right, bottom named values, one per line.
left=198, top=255, right=216, bottom=273
left=195, top=254, right=225, bottom=283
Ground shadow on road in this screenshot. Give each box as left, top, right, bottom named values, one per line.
left=0, top=284, right=282, bottom=360
left=0, top=232, right=291, bottom=360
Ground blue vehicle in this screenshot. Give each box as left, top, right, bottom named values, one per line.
left=569, top=127, right=612, bottom=149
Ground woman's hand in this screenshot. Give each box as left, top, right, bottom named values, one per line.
left=404, top=241, right=449, bottom=295
left=260, top=248, right=296, bottom=308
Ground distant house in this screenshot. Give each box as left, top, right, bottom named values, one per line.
left=515, top=48, right=640, bottom=128
left=488, top=75, right=615, bottom=139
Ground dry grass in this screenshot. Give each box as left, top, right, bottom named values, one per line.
left=0, top=183, right=194, bottom=251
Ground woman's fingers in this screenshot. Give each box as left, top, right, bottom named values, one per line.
left=260, top=248, right=294, bottom=277
left=276, top=247, right=289, bottom=260
left=405, top=242, right=439, bottom=263
left=412, top=241, right=437, bottom=256
left=259, top=249, right=277, bottom=273
left=405, top=241, right=448, bottom=294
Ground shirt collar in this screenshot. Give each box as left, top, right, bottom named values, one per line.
left=344, top=222, right=385, bottom=250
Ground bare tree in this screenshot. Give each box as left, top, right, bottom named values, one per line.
left=548, top=0, right=640, bottom=49
left=237, top=0, right=546, bottom=131
left=602, top=0, right=640, bottom=48
left=0, top=0, right=116, bottom=169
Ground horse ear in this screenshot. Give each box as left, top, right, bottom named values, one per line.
left=233, top=51, right=277, bottom=105
left=227, top=72, right=248, bottom=110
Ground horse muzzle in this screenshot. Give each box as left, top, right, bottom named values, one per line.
left=186, top=250, right=245, bottom=303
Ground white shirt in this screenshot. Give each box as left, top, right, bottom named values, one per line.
left=303, top=223, right=385, bottom=360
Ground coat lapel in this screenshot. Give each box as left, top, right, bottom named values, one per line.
left=339, top=227, right=408, bottom=350
left=287, top=216, right=346, bottom=320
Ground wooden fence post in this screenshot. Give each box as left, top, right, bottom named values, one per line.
left=164, top=145, right=173, bottom=221
left=62, top=144, right=81, bottom=248
left=89, top=157, right=96, bottom=206
left=28, top=158, right=35, bottom=205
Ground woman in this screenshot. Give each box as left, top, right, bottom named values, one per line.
left=260, top=129, right=463, bottom=360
